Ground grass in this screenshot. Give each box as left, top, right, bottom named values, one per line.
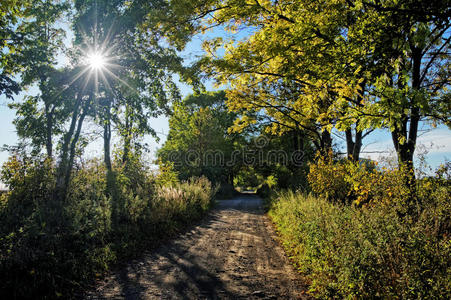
left=268, top=190, right=450, bottom=299
left=0, top=157, right=216, bottom=299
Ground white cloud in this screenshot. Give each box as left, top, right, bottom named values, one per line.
left=359, top=128, right=451, bottom=168
left=362, top=129, right=451, bottom=155
left=416, top=129, right=451, bottom=154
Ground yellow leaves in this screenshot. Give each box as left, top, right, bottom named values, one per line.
left=201, top=38, right=223, bottom=57
left=398, top=135, right=406, bottom=145
left=193, top=0, right=439, bottom=140
left=309, top=155, right=416, bottom=206
left=353, top=65, right=362, bottom=76
left=229, top=115, right=256, bottom=133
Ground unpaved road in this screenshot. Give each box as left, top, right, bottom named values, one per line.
left=84, top=194, right=309, bottom=299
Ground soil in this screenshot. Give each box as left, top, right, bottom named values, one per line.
left=83, top=194, right=310, bottom=299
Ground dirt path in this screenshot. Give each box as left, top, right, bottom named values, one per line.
left=84, top=194, right=309, bottom=299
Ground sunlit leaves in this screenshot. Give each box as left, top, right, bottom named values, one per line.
left=167, top=0, right=450, bottom=163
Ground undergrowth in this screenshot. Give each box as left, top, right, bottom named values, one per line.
left=0, top=155, right=215, bottom=299
left=269, top=160, right=450, bottom=299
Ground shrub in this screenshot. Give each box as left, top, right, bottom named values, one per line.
left=256, top=183, right=271, bottom=199
left=0, top=156, right=215, bottom=299
left=155, top=160, right=180, bottom=187
left=269, top=190, right=450, bottom=299
left=308, top=155, right=350, bottom=203
left=308, top=155, right=426, bottom=212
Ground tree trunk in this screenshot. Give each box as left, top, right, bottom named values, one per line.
left=390, top=46, right=422, bottom=210
left=345, top=81, right=366, bottom=162
left=65, top=110, right=87, bottom=190
left=103, top=97, right=113, bottom=172
left=292, top=129, right=305, bottom=169
left=393, top=47, right=421, bottom=167
left=345, top=128, right=362, bottom=161
left=319, top=130, right=332, bottom=157
left=44, top=103, right=54, bottom=158
left=103, top=102, right=122, bottom=225
left=51, top=93, right=89, bottom=228
left=54, top=93, right=84, bottom=201
left=104, top=121, right=112, bottom=172
left=392, top=49, right=421, bottom=170
left=294, top=129, right=304, bottom=153
left=122, top=105, right=131, bottom=165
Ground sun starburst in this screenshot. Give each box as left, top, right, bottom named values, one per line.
left=57, top=17, right=138, bottom=101
left=87, top=52, right=106, bottom=70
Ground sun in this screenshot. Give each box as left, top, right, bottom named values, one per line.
left=87, top=52, right=106, bottom=70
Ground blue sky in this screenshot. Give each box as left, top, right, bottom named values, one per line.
left=1, top=25, right=450, bottom=189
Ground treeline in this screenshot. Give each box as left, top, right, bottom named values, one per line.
left=156, top=91, right=314, bottom=197
left=158, top=0, right=450, bottom=166
left=0, top=0, right=212, bottom=298
left=152, top=1, right=451, bottom=298
left=155, top=0, right=450, bottom=198
left=2, top=1, right=449, bottom=203
left=0, top=0, right=450, bottom=299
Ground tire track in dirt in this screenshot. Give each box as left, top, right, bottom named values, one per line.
left=84, top=194, right=309, bottom=299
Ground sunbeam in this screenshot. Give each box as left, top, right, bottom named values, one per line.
left=87, top=52, right=106, bottom=70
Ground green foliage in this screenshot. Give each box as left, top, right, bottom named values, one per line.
left=269, top=188, right=450, bottom=299
left=163, top=0, right=450, bottom=166
left=0, top=154, right=55, bottom=232
left=0, top=155, right=215, bottom=299
left=215, top=182, right=237, bottom=200
left=256, top=183, right=272, bottom=201
left=158, top=91, right=241, bottom=184
left=308, top=154, right=420, bottom=210
left=232, top=132, right=312, bottom=193
left=233, top=167, right=264, bottom=191
left=0, top=0, right=30, bottom=97
left=155, top=160, right=180, bottom=187
left=73, top=0, right=183, bottom=167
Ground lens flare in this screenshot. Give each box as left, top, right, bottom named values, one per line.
left=87, top=52, right=105, bottom=70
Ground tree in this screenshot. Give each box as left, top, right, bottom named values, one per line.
left=9, top=0, right=69, bottom=158
left=160, top=0, right=450, bottom=169
left=71, top=0, right=185, bottom=222
left=156, top=0, right=381, bottom=160
left=158, top=91, right=242, bottom=184
left=10, top=71, right=69, bottom=158
left=73, top=0, right=183, bottom=172
left=53, top=67, right=95, bottom=204
left=0, top=0, right=31, bottom=98
left=343, top=0, right=451, bottom=169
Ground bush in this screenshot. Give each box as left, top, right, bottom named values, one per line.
left=269, top=190, right=450, bottom=299
left=308, top=155, right=425, bottom=212
left=308, top=156, right=350, bottom=203
left=155, top=160, right=179, bottom=187
left=0, top=156, right=215, bottom=299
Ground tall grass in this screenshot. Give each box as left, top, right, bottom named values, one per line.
left=0, top=156, right=216, bottom=299
left=269, top=190, right=450, bottom=298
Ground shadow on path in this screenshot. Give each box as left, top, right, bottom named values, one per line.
left=84, top=194, right=309, bottom=299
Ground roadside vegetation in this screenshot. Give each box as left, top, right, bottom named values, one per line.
left=269, top=158, right=450, bottom=298
left=0, top=154, right=215, bottom=298
left=0, top=0, right=449, bottom=299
